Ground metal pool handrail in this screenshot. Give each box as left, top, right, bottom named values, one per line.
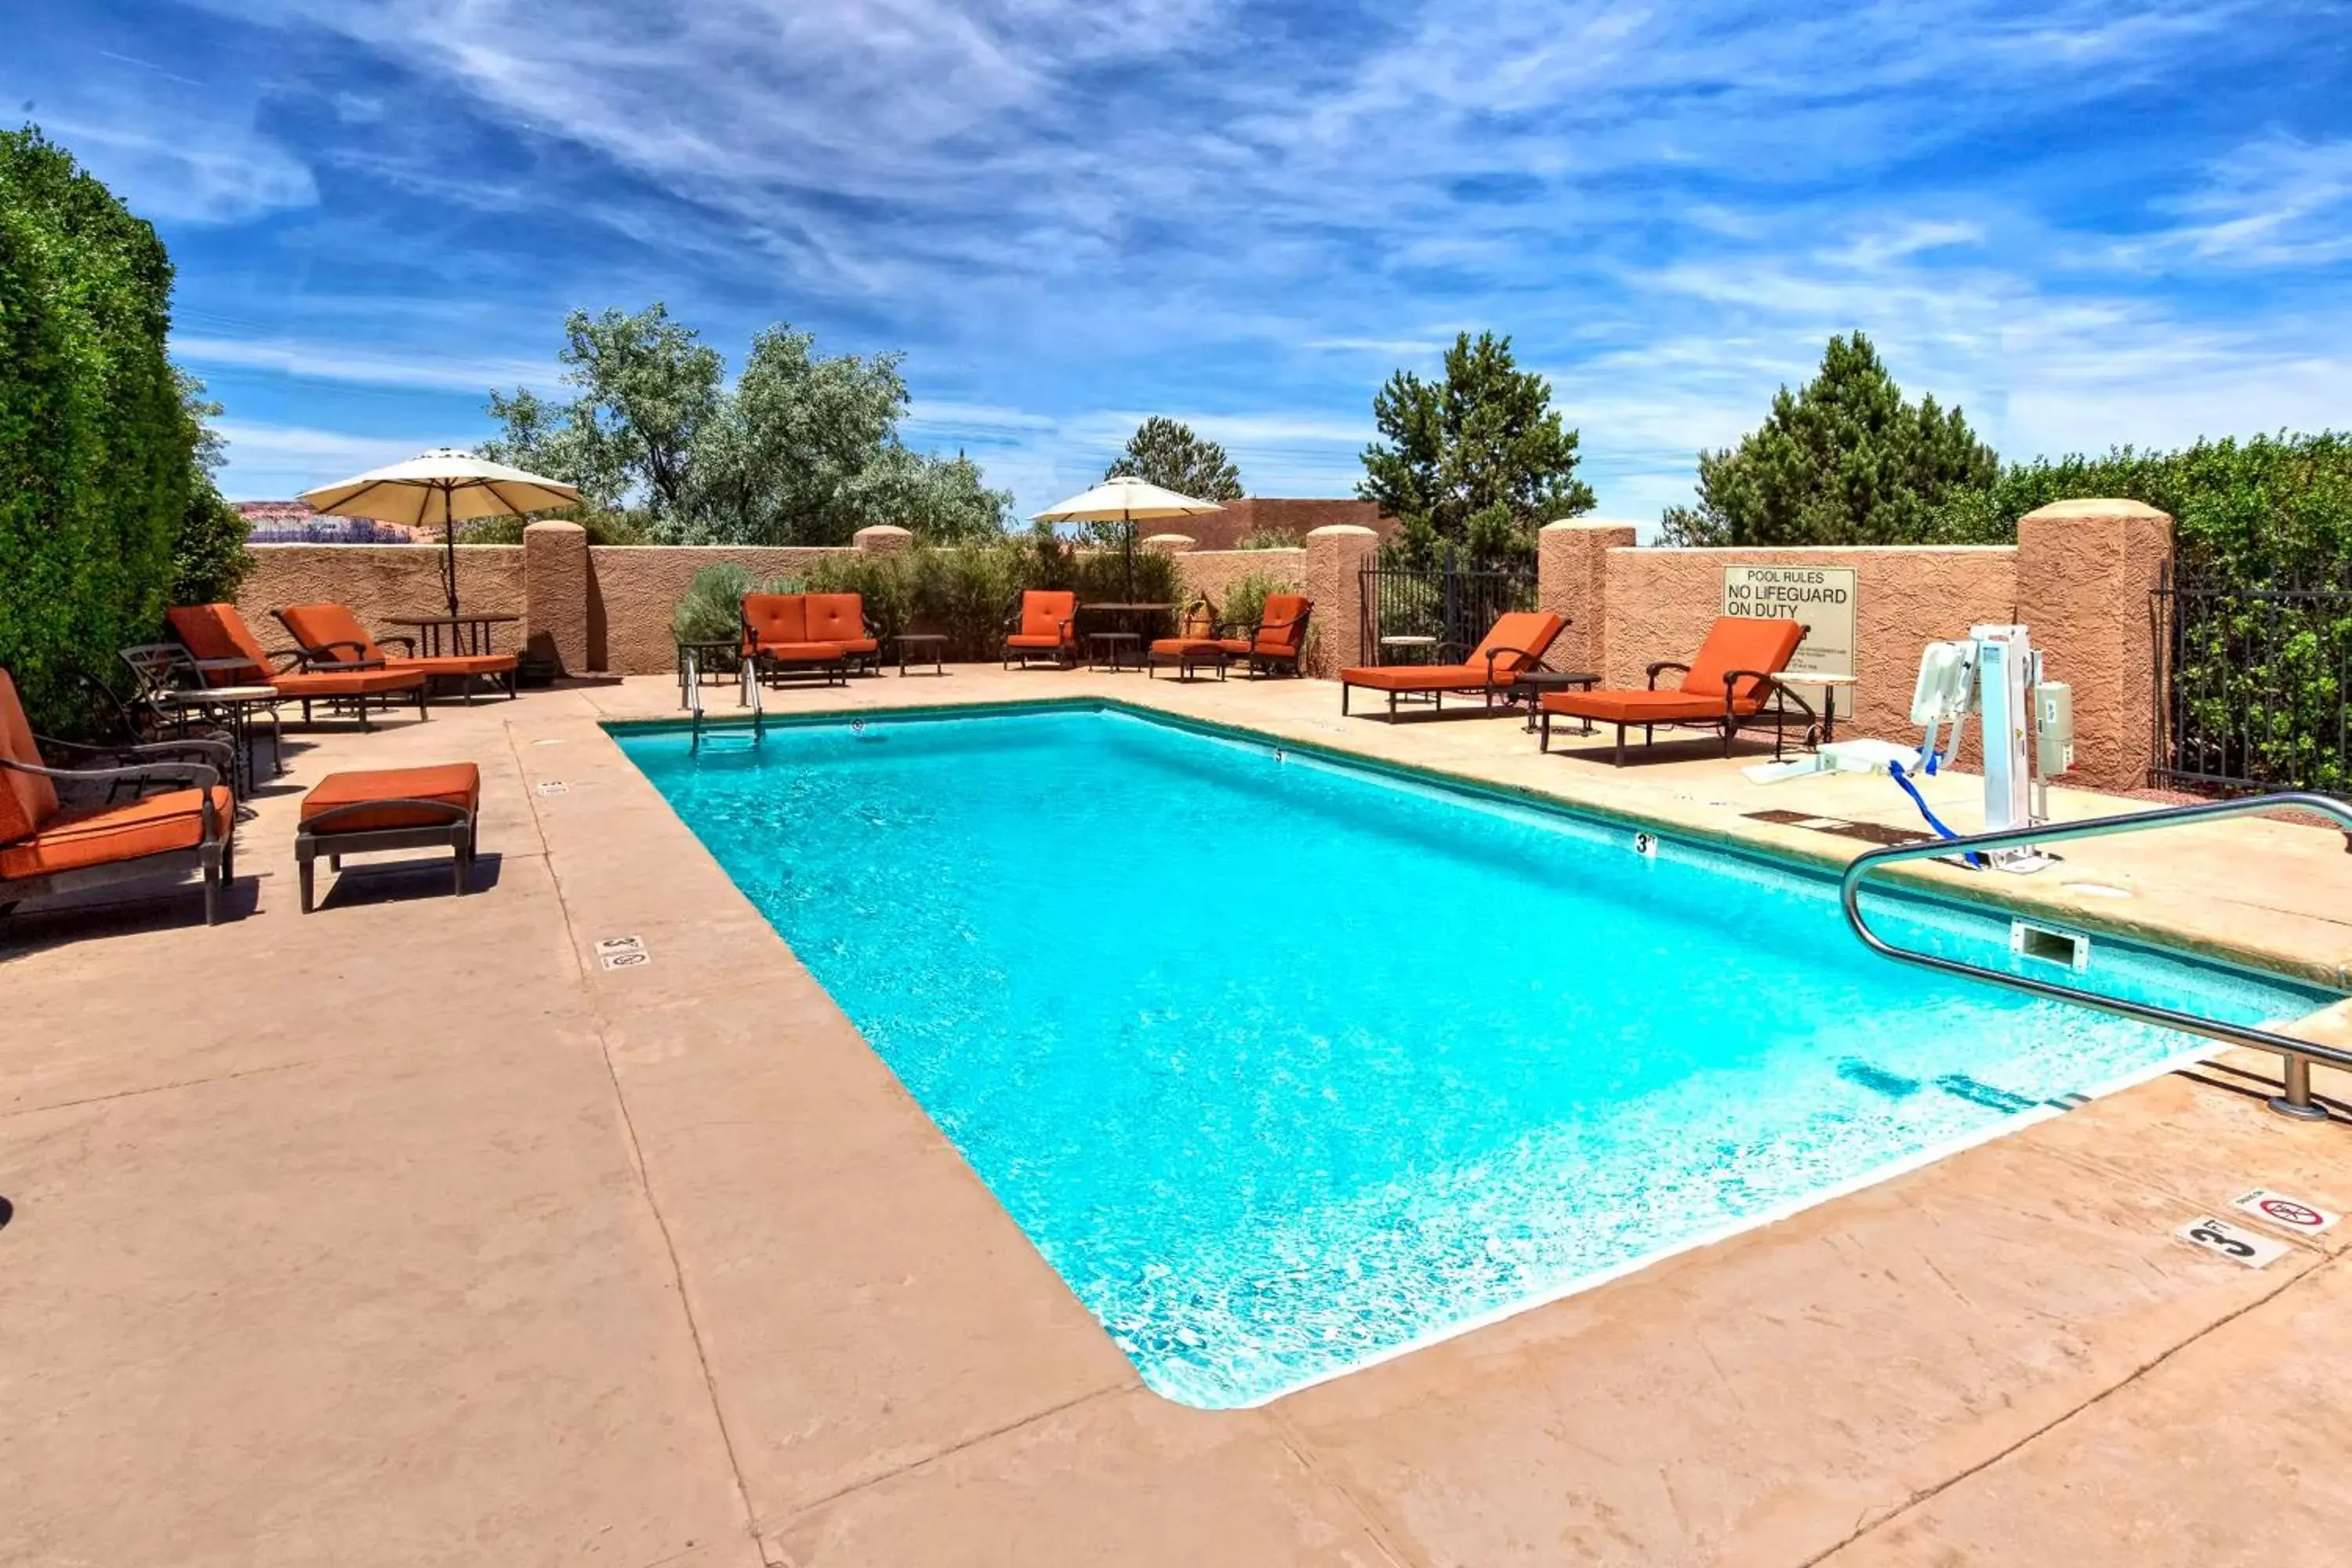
left=1838, top=792, right=2352, bottom=1121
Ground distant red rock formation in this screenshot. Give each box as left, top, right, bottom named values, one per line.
left=237, top=500, right=423, bottom=544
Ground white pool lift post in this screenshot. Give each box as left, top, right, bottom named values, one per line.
left=1907, top=624, right=2074, bottom=874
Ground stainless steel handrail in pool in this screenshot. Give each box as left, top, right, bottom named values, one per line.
left=1838, top=792, right=2352, bottom=1121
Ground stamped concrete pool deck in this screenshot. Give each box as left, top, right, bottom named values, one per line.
left=6, top=668, right=2351, bottom=1566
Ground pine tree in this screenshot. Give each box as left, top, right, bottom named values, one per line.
left=1661, top=332, right=1998, bottom=546
left=1358, top=331, right=1593, bottom=566
left=1105, top=416, right=1244, bottom=501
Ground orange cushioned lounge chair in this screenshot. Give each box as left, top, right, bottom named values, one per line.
left=1338, top=609, right=1566, bottom=718
left=1003, top=590, right=1080, bottom=669
left=1, top=668, right=238, bottom=926
left=742, top=592, right=878, bottom=684
left=1537, top=615, right=1813, bottom=765
left=276, top=603, right=517, bottom=702
left=168, top=604, right=427, bottom=727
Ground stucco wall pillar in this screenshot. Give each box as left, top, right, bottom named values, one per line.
left=1305, top=524, right=1380, bottom=675
left=2016, top=499, right=2172, bottom=791
left=524, top=521, right=590, bottom=676
left=1539, top=517, right=1639, bottom=677
left=853, top=524, right=914, bottom=556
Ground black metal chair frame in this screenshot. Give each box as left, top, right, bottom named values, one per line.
left=296, top=797, right=477, bottom=913
left=0, top=743, right=236, bottom=925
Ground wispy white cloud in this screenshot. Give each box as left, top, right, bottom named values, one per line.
left=174, top=336, right=563, bottom=394
left=20, top=0, right=2343, bottom=518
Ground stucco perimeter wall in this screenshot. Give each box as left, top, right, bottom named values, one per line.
left=238, top=546, right=528, bottom=653
left=1173, top=549, right=1305, bottom=607
left=1602, top=546, right=2020, bottom=750
left=586, top=546, right=854, bottom=674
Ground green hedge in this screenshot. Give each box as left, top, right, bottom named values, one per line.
left=0, top=128, right=190, bottom=733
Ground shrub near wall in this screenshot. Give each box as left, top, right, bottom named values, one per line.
left=0, top=129, right=190, bottom=731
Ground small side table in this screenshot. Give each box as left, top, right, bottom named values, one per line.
left=675, top=640, right=740, bottom=710
left=1379, top=634, right=1439, bottom=665
left=157, top=685, right=283, bottom=795
left=1087, top=631, right=1141, bottom=672
left=1780, top=673, right=1856, bottom=741
left=1508, top=670, right=1600, bottom=734
left=895, top=633, right=948, bottom=675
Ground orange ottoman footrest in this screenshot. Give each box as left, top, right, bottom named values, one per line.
left=296, top=763, right=481, bottom=913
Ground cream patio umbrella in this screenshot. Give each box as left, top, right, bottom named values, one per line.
left=300, top=447, right=581, bottom=617
left=1032, top=475, right=1225, bottom=601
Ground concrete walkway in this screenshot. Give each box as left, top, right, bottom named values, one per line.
left=5, top=670, right=2350, bottom=1566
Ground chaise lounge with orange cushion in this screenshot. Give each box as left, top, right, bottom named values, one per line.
left=1, top=668, right=238, bottom=926
left=1338, top=609, right=1566, bottom=718
left=275, top=602, right=518, bottom=702
left=742, top=592, right=879, bottom=684
left=1537, top=615, right=1814, bottom=764
left=168, top=603, right=428, bottom=727
left=1003, top=590, right=1080, bottom=669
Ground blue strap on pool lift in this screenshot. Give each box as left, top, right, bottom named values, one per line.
left=1888, top=757, right=1982, bottom=869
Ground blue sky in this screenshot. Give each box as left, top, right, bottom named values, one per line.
left=12, top=1, right=2352, bottom=525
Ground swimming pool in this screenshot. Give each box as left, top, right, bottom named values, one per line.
left=616, top=702, right=2337, bottom=1408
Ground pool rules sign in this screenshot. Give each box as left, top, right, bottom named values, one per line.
left=1721, top=565, right=1858, bottom=694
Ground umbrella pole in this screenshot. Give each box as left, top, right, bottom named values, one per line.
left=441, top=486, right=460, bottom=618
left=1123, top=507, right=1134, bottom=601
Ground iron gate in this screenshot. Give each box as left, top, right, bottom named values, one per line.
left=1359, top=544, right=1538, bottom=662
left=2152, top=558, right=2352, bottom=795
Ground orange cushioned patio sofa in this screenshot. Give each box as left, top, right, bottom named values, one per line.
left=276, top=603, right=517, bottom=702
left=1537, top=615, right=1813, bottom=764
left=1, top=668, right=238, bottom=926
left=168, top=604, right=429, bottom=727
left=1338, top=610, right=1566, bottom=718
left=1003, top=590, right=1080, bottom=669
left=741, top=593, right=880, bottom=684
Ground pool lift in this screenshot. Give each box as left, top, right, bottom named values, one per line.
left=1900, top=625, right=2073, bottom=874
left=1748, top=626, right=2074, bottom=874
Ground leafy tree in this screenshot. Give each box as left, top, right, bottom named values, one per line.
left=1933, top=432, right=2352, bottom=578
left=1661, top=332, right=1998, bottom=546
left=169, top=370, right=253, bottom=603
left=1358, top=331, right=1595, bottom=567
left=483, top=307, right=1010, bottom=547
left=0, top=126, right=191, bottom=732
left=1105, top=416, right=1243, bottom=501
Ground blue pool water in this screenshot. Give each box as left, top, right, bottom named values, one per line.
left=617, top=704, right=2336, bottom=1408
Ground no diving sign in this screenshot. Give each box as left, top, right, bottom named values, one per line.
left=2230, top=1188, right=2340, bottom=1236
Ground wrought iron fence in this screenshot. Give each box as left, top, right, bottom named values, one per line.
left=1359, top=546, right=1538, bottom=662
left=2152, top=559, right=2352, bottom=795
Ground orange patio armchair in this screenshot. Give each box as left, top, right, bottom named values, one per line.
left=1537, top=615, right=1814, bottom=764
left=1, top=668, right=238, bottom=926
left=1338, top=610, right=1566, bottom=718
left=1217, top=593, right=1314, bottom=677
left=1002, top=590, right=1080, bottom=669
